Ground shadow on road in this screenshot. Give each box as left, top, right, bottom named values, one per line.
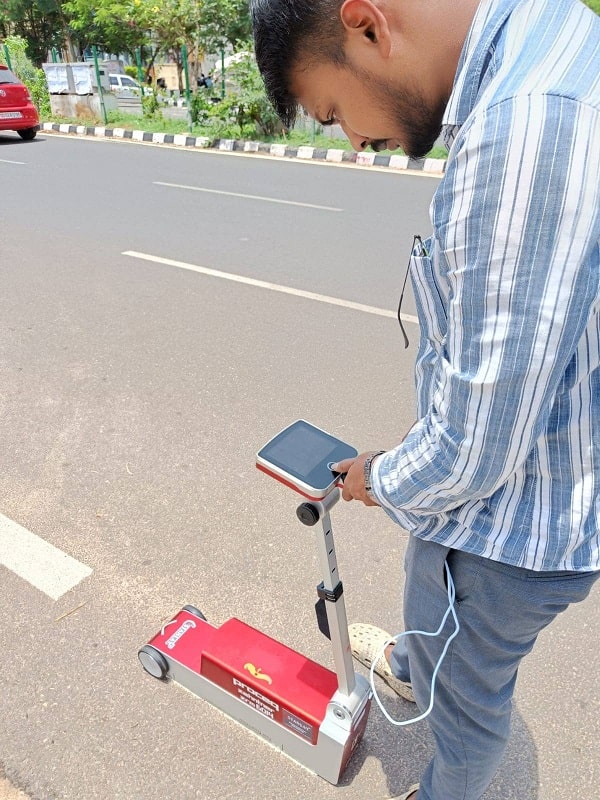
left=0, top=133, right=43, bottom=146
left=340, top=694, right=538, bottom=799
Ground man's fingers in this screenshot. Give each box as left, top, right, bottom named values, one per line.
left=331, top=457, right=356, bottom=474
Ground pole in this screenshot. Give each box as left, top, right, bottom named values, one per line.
left=91, top=45, right=108, bottom=125
left=297, top=491, right=356, bottom=698
left=135, top=47, right=144, bottom=85
left=220, top=48, right=225, bottom=99
left=2, top=43, right=13, bottom=71
left=51, top=47, right=59, bottom=63
left=181, top=44, right=192, bottom=129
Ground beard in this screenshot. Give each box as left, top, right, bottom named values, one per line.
left=355, top=67, right=447, bottom=159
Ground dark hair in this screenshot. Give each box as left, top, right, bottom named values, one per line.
left=250, top=0, right=346, bottom=128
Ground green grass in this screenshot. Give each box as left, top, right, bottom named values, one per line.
left=46, top=111, right=449, bottom=159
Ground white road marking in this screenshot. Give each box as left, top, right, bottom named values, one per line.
left=0, top=158, right=25, bottom=165
left=153, top=181, right=343, bottom=212
left=0, top=513, right=92, bottom=600
left=122, top=250, right=420, bottom=325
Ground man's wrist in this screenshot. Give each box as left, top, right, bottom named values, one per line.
left=364, top=450, right=385, bottom=498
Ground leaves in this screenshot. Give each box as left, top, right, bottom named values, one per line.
left=62, top=0, right=147, bottom=54
left=60, top=0, right=250, bottom=61
left=0, top=34, right=51, bottom=113
left=1, top=0, right=64, bottom=64
left=2, top=0, right=252, bottom=65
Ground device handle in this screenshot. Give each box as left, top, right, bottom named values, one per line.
left=296, top=491, right=356, bottom=697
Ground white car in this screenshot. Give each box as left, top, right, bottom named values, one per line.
left=108, top=73, right=145, bottom=95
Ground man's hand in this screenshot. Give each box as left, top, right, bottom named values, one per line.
left=332, top=452, right=382, bottom=506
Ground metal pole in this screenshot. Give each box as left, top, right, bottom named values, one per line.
left=315, top=509, right=356, bottom=697
left=297, top=490, right=356, bottom=698
left=2, top=43, right=13, bottom=71
left=220, top=47, right=225, bottom=99
left=181, top=44, right=192, bottom=129
left=91, top=45, right=108, bottom=125
left=135, top=47, right=144, bottom=85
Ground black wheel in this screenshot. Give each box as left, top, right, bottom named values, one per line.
left=182, top=604, right=207, bottom=621
left=17, top=127, right=37, bottom=141
left=138, top=645, right=169, bottom=679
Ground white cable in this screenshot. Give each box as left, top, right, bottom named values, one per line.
left=369, top=561, right=460, bottom=726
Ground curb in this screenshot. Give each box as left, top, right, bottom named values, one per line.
left=40, top=122, right=447, bottom=174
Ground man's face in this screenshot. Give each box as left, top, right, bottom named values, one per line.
left=291, top=60, right=445, bottom=159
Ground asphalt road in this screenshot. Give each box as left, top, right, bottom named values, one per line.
left=0, top=131, right=598, bottom=800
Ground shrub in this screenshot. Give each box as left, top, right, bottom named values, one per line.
left=189, top=88, right=214, bottom=126
left=142, top=90, right=162, bottom=119
left=0, top=35, right=51, bottom=117
left=224, top=51, right=281, bottom=136
left=203, top=49, right=280, bottom=138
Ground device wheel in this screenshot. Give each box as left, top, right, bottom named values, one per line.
left=138, top=645, right=169, bottom=680
left=182, top=604, right=207, bottom=620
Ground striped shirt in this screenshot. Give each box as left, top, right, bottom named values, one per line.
left=371, top=0, right=600, bottom=571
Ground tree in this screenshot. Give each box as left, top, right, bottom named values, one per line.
left=0, top=34, right=51, bottom=112
left=1, top=0, right=65, bottom=65
left=0, top=0, right=251, bottom=87
left=198, top=0, right=251, bottom=53
left=62, top=0, right=148, bottom=57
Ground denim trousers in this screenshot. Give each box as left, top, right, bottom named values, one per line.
left=388, top=536, right=600, bottom=800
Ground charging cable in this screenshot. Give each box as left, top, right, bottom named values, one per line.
left=369, top=561, right=460, bottom=726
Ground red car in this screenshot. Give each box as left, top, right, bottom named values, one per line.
left=0, top=64, right=40, bottom=140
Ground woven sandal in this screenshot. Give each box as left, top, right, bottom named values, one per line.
left=348, top=623, right=415, bottom=703
left=396, top=783, right=420, bottom=799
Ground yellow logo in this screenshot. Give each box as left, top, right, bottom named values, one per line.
left=244, top=663, right=273, bottom=684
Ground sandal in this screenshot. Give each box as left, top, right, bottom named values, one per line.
left=348, top=623, right=415, bottom=703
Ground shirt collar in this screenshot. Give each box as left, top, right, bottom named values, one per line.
left=442, top=0, right=525, bottom=131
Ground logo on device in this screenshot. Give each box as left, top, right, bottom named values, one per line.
left=244, top=663, right=273, bottom=684
left=165, top=619, right=196, bottom=649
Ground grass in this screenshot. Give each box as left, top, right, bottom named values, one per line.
left=48, top=111, right=192, bottom=135
left=46, top=110, right=449, bottom=160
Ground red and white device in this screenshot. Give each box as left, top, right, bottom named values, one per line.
left=139, top=421, right=371, bottom=784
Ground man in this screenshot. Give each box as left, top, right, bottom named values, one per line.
left=251, top=0, right=600, bottom=798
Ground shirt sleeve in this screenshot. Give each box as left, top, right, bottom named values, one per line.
left=371, top=94, right=600, bottom=518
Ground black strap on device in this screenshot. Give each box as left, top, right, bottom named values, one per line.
left=315, top=580, right=344, bottom=640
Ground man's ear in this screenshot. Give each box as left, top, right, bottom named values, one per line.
left=340, top=0, right=392, bottom=56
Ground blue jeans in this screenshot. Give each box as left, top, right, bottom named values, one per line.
left=389, top=536, right=600, bottom=800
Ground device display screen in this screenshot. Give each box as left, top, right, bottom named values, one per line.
left=257, top=420, right=357, bottom=493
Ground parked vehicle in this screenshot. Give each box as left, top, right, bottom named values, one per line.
left=108, top=73, right=146, bottom=95
left=0, top=64, right=40, bottom=140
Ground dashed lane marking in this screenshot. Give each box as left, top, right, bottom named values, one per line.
left=0, top=513, right=92, bottom=600
left=122, top=250, right=420, bottom=325
left=153, top=181, right=343, bottom=211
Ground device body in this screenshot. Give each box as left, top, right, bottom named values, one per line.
left=139, top=422, right=371, bottom=784
left=140, top=608, right=371, bottom=783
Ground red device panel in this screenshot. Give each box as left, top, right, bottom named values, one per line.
left=201, top=618, right=339, bottom=745
left=256, top=462, right=343, bottom=502
left=148, top=610, right=218, bottom=672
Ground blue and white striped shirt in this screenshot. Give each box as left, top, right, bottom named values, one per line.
left=371, top=0, right=600, bottom=571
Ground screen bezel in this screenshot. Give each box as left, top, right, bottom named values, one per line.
left=256, top=420, right=357, bottom=499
